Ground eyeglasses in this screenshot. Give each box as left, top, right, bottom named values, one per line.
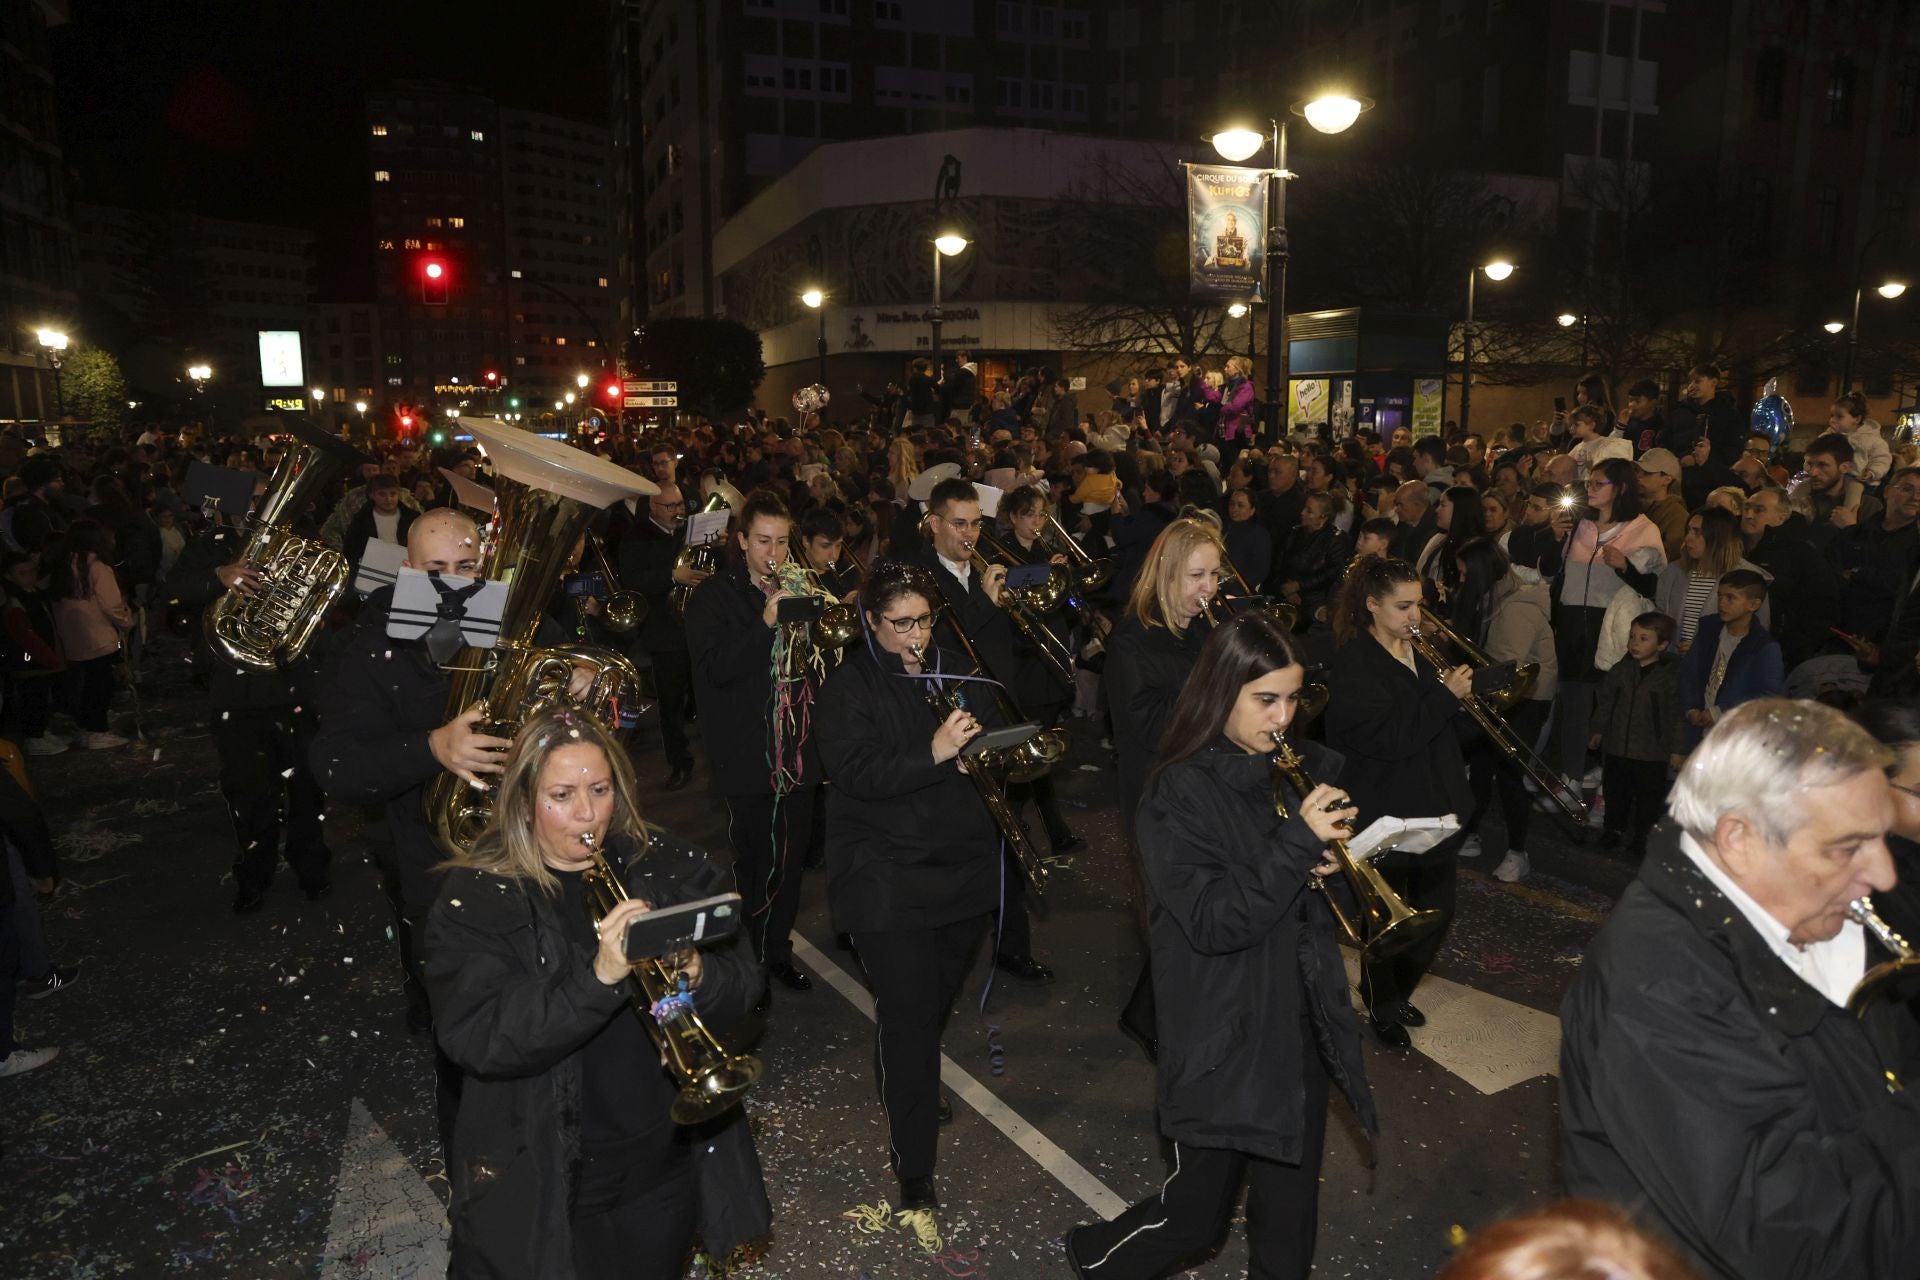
left=881, top=612, right=935, bottom=634
left=1892, top=781, right=1920, bottom=802
left=938, top=516, right=983, bottom=532
left=1585, top=480, right=1614, bottom=491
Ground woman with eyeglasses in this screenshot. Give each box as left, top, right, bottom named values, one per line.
left=1552, top=455, right=1667, bottom=797
left=815, top=561, right=1004, bottom=1214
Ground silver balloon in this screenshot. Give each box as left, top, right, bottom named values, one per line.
left=792, top=383, right=831, bottom=415
left=1751, top=376, right=1793, bottom=448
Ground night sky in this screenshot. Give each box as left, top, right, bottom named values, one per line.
left=52, top=0, right=610, bottom=297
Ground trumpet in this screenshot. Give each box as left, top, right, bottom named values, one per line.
left=1268, top=734, right=1442, bottom=961
left=911, top=642, right=1050, bottom=896
left=1846, top=896, right=1920, bottom=1016
left=1405, top=612, right=1587, bottom=823
left=577, top=833, right=763, bottom=1124
left=585, top=531, right=643, bottom=635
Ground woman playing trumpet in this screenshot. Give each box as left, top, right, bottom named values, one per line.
left=423, top=707, right=767, bottom=1279
left=1065, top=612, right=1376, bottom=1280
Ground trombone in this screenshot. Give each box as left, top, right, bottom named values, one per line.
left=1405, top=607, right=1588, bottom=823
left=1200, top=553, right=1299, bottom=632
left=932, top=590, right=1066, bottom=784
left=1269, top=733, right=1442, bottom=961
left=1039, top=513, right=1112, bottom=593
left=912, top=641, right=1051, bottom=896
left=577, top=833, right=762, bottom=1123
left=969, top=535, right=1077, bottom=689
left=584, top=531, right=643, bottom=635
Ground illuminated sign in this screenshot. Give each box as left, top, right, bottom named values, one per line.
left=264, top=397, right=306, bottom=411
left=258, top=331, right=305, bottom=387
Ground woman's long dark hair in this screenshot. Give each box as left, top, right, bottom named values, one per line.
left=46, top=519, right=114, bottom=601
left=1449, top=536, right=1512, bottom=646
left=1330, top=554, right=1419, bottom=647
left=1852, top=698, right=1920, bottom=756
left=1150, top=611, right=1300, bottom=781
left=1590, top=456, right=1643, bottom=524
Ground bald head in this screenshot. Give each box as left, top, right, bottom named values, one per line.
left=1541, top=453, right=1578, bottom=487
left=405, top=508, right=483, bottom=576
left=1392, top=481, right=1430, bottom=525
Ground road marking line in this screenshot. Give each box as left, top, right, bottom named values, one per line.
left=1341, top=953, right=1562, bottom=1095
left=321, top=1097, right=448, bottom=1278
left=791, top=933, right=1130, bottom=1221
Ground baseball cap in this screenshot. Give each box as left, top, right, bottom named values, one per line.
left=1636, top=447, right=1681, bottom=480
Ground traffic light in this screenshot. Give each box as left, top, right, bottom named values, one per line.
left=483, top=369, right=499, bottom=387
left=420, top=257, right=448, bottom=305
left=508, top=396, right=520, bottom=409
left=602, top=379, right=622, bottom=404
left=428, top=426, right=449, bottom=447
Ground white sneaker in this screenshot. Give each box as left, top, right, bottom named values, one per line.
left=1581, top=763, right=1603, bottom=789
left=79, top=731, right=128, bottom=750
left=22, top=736, right=68, bottom=756
left=1493, top=851, right=1530, bottom=883
left=0, top=1045, right=59, bottom=1078
left=1458, top=833, right=1483, bottom=859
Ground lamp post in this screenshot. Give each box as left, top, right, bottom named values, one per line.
left=1211, top=93, right=1372, bottom=439
left=931, top=233, right=969, bottom=371
left=1228, top=300, right=1256, bottom=365
left=35, top=328, right=68, bottom=418
left=1459, top=260, right=1514, bottom=437
left=801, top=288, right=827, bottom=386
left=1842, top=280, right=1909, bottom=394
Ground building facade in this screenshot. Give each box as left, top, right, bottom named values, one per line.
left=0, top=0, right=78, bottom=423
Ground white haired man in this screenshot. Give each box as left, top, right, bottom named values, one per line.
left=1560, top=698, right=1920, bottom=1279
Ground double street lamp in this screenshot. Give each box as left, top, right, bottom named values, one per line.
left=800, top=288, right=828, bottom=386
left=1211, top=93, right=1373, bottom=437
left=1458, top=260, right=1515, bottom=437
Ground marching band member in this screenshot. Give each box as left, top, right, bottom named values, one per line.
left=424, top=707, right=767, bottom=1279
left=815, top=561, right=1003, bottom=1211
left=902, top=475, right=1054, bottom=984
left=1325, top=555, right=1473, bottom=1048
left=683, top=491, right=823, bottom=993
left=618, top=480, right=700, bottom=791
left=1106, top=516, right=1225, bottom=1059
left=1065, top=611, right=1374, bottom=1280
left=798, top=506, right=862, bottom=602
left=996, top=482, right=1083, bottom=855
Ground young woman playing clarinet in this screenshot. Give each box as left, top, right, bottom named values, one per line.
left=1065, top=611, right=1375, bottom=1280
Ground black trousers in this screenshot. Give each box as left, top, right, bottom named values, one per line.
left=1465, top=700, right=1550, bottom=853
left=4, top=676, right=52, bottom=738
left=1602, top=754, right=1669, bottom=851
left=1361, top=851, right=1458, bottom=1011
left=854, top=913, right=989, bottom=1180
left=212, top=705, right=329, bottom=897
left=1008, top=773, right=1073, bottom=846
left=648, top=646, right=695, bottom=773
left=725, top=787, right=816, bottom=966
left=570, top=1157, right=696, bottom=1280
left=63, top=653, right=116, bottom=732
left=1069, top=1045, right=1330, bottom=1279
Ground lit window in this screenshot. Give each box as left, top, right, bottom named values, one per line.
left=555, top=336, right=567, bottom=345
left=377, top=238, right=395, bottom=250
left=371, top=124, right=388, bottom=136
left=403, top=238, right=422, bottom=249
left=374, top=170, right=391, bottom=182
left=597, top=277, right=609, bottom=287
left=471, top=130, right=485, bottom=141
left=426, top=217, right=443, bottom=228
left=425, top=241, right=442, bottom=251
left=511, top=269, right=523, bottom=279
left=449, top=217, right=465, bottom=228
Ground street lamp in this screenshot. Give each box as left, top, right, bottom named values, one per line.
left=35, top=328, right=68, bottom=418
left=801, top=287, right=828, bottom=386
left=1459, top=260, right=1515, bottom=436
left=1826, top=321, right=1847, bottom=335
left=1556, top=313, right=1578, bottom=328
left=1212, top=92, right=1375, bottom=439
left=1842, top=279, right=1909, bottom=393
left=353, top=400, right=368, bottom=415
left=576, top=373, right=591, bottom=390
left=930, top=233, right=969, bottom=371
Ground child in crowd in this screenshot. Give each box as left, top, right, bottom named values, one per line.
left=1678, top=570, right=1785, bottom=749
left=1589, top=611, right=1683, bottom=855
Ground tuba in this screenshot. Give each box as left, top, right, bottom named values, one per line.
left=578, top=833, right=762, bottom=1122
left=206, top=418, right=368, bottom=669
left=670, top=489, right=735, bottom=618
left=425, top=420, right=657, bottom=857
left=1269, top=734, right=1442, bottom=961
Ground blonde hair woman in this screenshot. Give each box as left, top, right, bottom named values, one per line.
left=888, top=436, right=920, bottom=493
left=424, top=707, right=768, bottom=1278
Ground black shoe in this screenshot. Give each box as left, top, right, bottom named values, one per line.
left=898, top=1175, right=939, bottom=1210
left=664, top=766, right=692, bottom=791
left=769, top=961, right=812, bottom=992
left=232, top=889, right=266, bottom=915
left=1369, top=1016, right=1412, bottom=1048
left=938, top=1092, right=954, bottom=1126
left=1063, top=1227, right=1092, bottom=1279
left=405, top=1002, right=433, bottom=1037
left=301, top=879, right=332, bottom=902
left=1117, top=1017, right=1158, bottom=1064
left=753, top=983, right=772, bottom=1013
left=994, top=952, right=1055, bottom=985
left=1375, top=999, right=1426, bottom=1028
left=1050, top=833, right=1085, bottom=856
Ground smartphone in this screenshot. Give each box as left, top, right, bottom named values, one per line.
left=777, top=594, right=824, bottom=623
left=961, top=722, right=1041, bottom=758
left=623, top=893, right=744, bottom=960
left=1553, top=396, right=1568, bottom=413
left=1005, top=563, right=1054, bottom=590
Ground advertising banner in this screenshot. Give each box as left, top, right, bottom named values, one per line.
left=1187, top=164, right=1268, bottom=300
left=1412, top=378, right=1445, bottom=437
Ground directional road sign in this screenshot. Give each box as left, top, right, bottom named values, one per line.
left=625, top=395, right=679, bottom=408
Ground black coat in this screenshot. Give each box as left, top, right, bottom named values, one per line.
left=1270, top=522, right=1350, bottom=605
left=1105, top=613, right=1208, bottom=833
left=163, top=526, right=320, bottom=713
left=1828, top=514, right=1920, bottom=645
left=816, top=641, right=1001, bottom=934
left=1256, top=485, right=1305, bottom=542
left=1387, top=511, right=1437, bottom=565
left=1324, top=633, right=1472, bottom=864
left=1560, top=825, right=1920, bottom=1279
left=0, top=767, right=56, bottom=909
left=424, top=829, right=769, bottom=1279
left=682, top=560, right=822, bottom=798
left=900, top=541, right=1026, bottom=714
left=995, top=531, right=1074, bottom=716
left=1135, top=740, right=1376, bottom=1160
left=616, top=513, right=688, bottom=655
left=1747, top=515, right=1843, bottom=668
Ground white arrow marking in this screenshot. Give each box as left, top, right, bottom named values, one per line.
left=319, top=1097, right=449, bottom=1279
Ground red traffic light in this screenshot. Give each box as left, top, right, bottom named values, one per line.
left=603, top=380, right=622, bottom=402
left=484, top=369, right=499, bottom=384
left=399, top=413, right=414, bottom=429
left=423, top=260, right=445, bottom=280
left=420, top=257, right=449, bottom=305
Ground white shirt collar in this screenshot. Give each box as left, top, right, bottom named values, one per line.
left=1678, top=831, right=1865, bottom=1008
left=937, top=552, right=971, bottom=586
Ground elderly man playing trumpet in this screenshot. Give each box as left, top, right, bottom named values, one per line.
left=1559, top=697, right=1920, bottom=1280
